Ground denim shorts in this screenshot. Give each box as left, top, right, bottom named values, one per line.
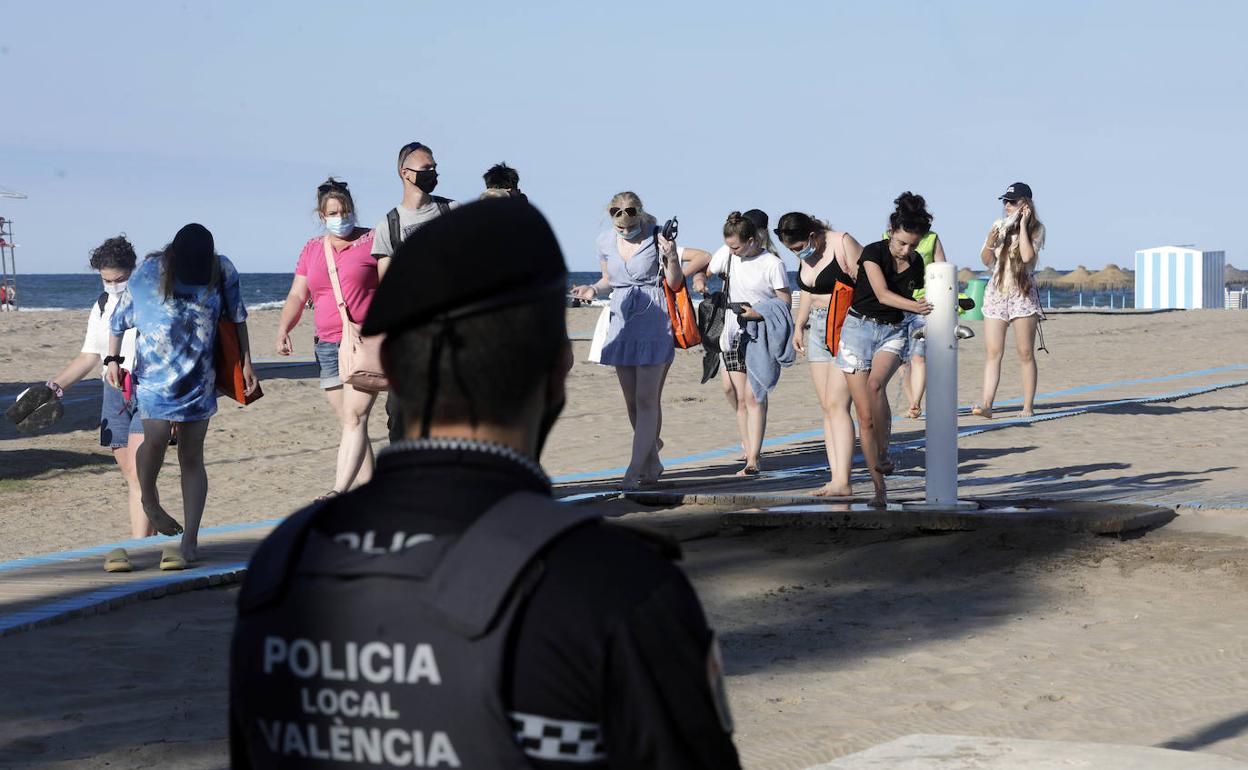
left=900, top=313, right=926, bottom=361
left=835, top=313, right=907, bottom=373
left=806, top=307, right=836, bottom=363
left=314, top=338, right=341, bottom=390
left=99, top=381, right=144, bottom=448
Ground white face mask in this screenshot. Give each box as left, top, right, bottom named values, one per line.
left=324, top=214, right=355, bottom=237
left=103, top=280, right=128, bottom=296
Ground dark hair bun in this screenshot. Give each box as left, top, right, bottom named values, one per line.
left=889, top=191, right=933, bottom=235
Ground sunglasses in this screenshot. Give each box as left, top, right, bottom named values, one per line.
left=317, top=180, right=349, bottom=194
left=609, top=207, right=638, bottom=218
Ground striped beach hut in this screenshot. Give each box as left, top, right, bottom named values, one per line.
left=1134, top=245, right=1225, bottom=309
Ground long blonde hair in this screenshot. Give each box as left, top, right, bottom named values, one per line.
left=995, top=197, right=1044, bottom=292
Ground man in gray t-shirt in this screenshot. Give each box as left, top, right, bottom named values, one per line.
left=372, top=142, right=458, bottom=275
left=375, top=141, right=457, bottom=441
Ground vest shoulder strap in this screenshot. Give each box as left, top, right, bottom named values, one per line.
left=432, top=196, right=452, bottom=215
left=429, top=491, right=600, bottom=639
left=236, top=501, right=327, bottom=612
left=386, top=207, right=403, bottom=251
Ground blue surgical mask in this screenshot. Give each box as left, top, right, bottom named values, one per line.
left=617, top=223, right=642, bottom=240
left=324, top=215, right=355, bottom=237
left=796, top=243, right=816, bottom=260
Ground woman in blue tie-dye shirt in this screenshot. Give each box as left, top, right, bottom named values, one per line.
left=107, top=223, right=258, bottom=569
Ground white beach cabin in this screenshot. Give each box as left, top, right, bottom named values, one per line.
left=1134, top=245, right=1225, bottom=309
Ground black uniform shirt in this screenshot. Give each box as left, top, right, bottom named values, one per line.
left=230, top=440, right=740, bottom=769
left=851, top=239, right=925, bottom=324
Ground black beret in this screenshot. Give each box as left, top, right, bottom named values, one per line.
left=362, top=198, right=568, bottom=336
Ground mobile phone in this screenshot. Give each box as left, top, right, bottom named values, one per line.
left=728, top=301, right=752, bottom=314
left=661, top=217, right=678, bottom=241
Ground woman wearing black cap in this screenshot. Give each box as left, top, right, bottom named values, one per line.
left=976, top=182, right=1046, bottom=418
left=775, top=212, right=863, bottom=497
left=107, top=224, right=258, bottom=569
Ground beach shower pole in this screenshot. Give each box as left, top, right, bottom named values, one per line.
left=924, top=262, right=958, bottom=506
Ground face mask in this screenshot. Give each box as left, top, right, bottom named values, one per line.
left=617, top=222, right=642, bottom=240
left=796, top=238, right=816, bottom=260
left=324, top=215, right=355, bottom=237
left=103, top=280, right=128, bottom=296
left=410, top=169, right=439, bottom=194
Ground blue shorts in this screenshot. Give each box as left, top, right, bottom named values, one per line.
left=835, top=313, right=907, bottom=373
left=805, top=307, right=836, bottom=363
left=314, top=338, right=341, bottom=390
left=99, top=380, right=144, bottom=448
left=900, top=313, right=926, bottom=361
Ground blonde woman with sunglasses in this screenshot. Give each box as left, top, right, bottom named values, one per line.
left=572, top=192, right=683, bottom=489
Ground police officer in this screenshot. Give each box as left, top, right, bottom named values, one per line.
left=230, top=198, right=741, bottom=769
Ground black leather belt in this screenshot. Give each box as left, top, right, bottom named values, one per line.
left=846, top=308, right=902, bottom=326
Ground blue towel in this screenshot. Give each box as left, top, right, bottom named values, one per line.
left=742, top=297, right=795, bottom=402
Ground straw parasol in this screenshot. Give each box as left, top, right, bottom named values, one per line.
left=1056, top=265, right=1094, bottom=288
left=957, top=267, right=980, bottom=285
left=1088, top=263, right=1134, bottom=290
left=1032, top=266, right=1063, bottom=286
left=1226, top=264, right=1248, bottom=286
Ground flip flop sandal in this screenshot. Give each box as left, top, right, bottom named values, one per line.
left=6, top=385, right=63, bottom=433
left=159, top=546, right=188, bottom=571
left=103, top=548, right=133, bottom=573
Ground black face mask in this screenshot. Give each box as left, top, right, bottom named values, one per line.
left=410, top=169, right=439, bottom=194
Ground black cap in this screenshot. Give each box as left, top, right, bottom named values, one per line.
left=362, top=198, right=568, bottom=337
left=743, top=209, right=768, bottom=233
left=999, top=182, right=1033, bottom=201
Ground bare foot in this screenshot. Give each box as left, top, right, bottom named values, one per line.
left=1019, top=408, right=1035, bottom=417
left=972, top=404, right=993, bottom=419
left=735, top=465, right=761, bottom=477
left=907, top=405, right=922, bottom=419
left=878, top=460, right=896, bottom=476
left=868, top=492, right=888, bottom=508
left=142, top=498, right=184, bottom=536
left=181, top=541, right=200, bottom=563
left=810, top=482, right=852, bottom=498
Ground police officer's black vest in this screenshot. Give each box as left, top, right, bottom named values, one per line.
left=233, top=492, right=601, bottom=768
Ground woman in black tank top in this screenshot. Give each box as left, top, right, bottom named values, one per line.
left=836, top=193, right=935, bottom=507
left=775, top=212, right=863, bottom=498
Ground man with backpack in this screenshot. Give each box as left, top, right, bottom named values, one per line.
left=373, top=141, right=457, bottom=440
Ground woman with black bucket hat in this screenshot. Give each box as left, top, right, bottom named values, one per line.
left=107, top=223, right=258, bottom=570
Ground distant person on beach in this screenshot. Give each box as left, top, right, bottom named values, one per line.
left=892, top=228, right=946, bottom=419
left=231, top=199, right=741, bottom=769
left=686, top=211, right=793, bottom=476
left=838, top=193, right=934, bottom=506
left=571, top=192, right=684, bottom=489
left=107, top=223, right=258, bottom=569
left=275, top=178, right=379, bottom=500
left=372, top=141, right=457, bottom=441
left=778, top=212, right=864, bottom=496
left=976, top=182, right=1047, bottom=418
left=6, top=235, right=155, bottom=572
left=482, top=161, right=526, bottom=200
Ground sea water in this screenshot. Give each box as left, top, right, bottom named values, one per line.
left=3, top=272, right=1135, bottom=311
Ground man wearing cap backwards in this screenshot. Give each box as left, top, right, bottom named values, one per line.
left=230, top=199, right=742, bottom=769
left=373, top=141, right=458, bottom=442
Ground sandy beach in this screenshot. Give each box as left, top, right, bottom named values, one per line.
left=2, top=306, right=1248, bottom=768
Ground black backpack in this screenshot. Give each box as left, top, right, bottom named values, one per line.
left=386, top=197, right=452, bottom=251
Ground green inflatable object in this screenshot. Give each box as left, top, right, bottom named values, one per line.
left=964, top=278, right=987, bottom=320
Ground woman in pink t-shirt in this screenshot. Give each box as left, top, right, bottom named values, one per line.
left=276, top=178, right=379, bottom=499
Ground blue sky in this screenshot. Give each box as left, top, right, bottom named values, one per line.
left=0, top=0, right=1243, bottom=274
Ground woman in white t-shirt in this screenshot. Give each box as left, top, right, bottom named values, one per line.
left=34, top=237, right=151, bottom=568
left=689, top=211, right=791, bottom=475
